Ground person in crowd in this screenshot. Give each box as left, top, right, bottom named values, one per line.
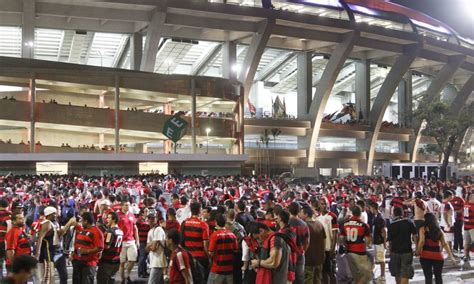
left=162, top=207, right=180, bottom=232
left=136, top=208, right=151, bottom=278
left=97, top=211, right=124, bottom=284
left=208, top=214, right=238, bottom=283
left=370, top=202, right=387, bottom=282
left=145, top=210, right=167, bottom=284
left=35, top=206, right=75, bottom=284
left=5, top=213, right=31, bottom=271
left=164, top=229, right=191, bottom=284
left=299, top=205, right=326, bottom=284
left=388, top=207, right=416, bottom=284
left=313, top=198, right=337, bottom=284
left=235, top=200, right=254, bottom=228
left=403, top=191, right=427, bottom=233
left=416, top=213, right=456, bottom=284
left=288, top=202, right=310, bottom=284
left=181, top=201, right=210, bottom=283
left=440, top=191, right=455, bottom=251
left=451, top=189, right=465, bottom=254
left=426, top=191, right=442, bottom=220
left=0, top=198, right=12, bottom=279
left=117, top=198, right=140, bottom=284
left=463, top=192, right=474, bottom=261
left=72, top=212, right=104, bottom=284
left=340, top=205, right=372, bottom=284
left=1, top=255, right=38, bottom=284
left=226, top=209, right=246, bottom=283
left=249, top=222, right=289, bottom=284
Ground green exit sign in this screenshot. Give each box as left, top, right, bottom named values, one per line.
left=162, top=115, right=188, bottom=142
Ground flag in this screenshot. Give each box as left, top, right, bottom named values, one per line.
left=248, top=100, right=256, bottom=115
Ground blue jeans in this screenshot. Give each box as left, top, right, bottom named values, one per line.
left=138, top=242, right=148, bottom=276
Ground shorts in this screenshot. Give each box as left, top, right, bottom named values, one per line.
left=414, top=220, right=424, bottom=234
left=346, top=253, right=373, bottom=283
left=389, top=252, right=414, bottom=279
left=464, top=229, right=474, bottom=245
left=120, top=241, right=138, bottom=263
left=441, top=226, right=454, bottom=242
left=374, top=244, right=386, bottom=264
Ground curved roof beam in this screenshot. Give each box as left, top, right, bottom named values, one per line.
left=409, top=55, right=466, bottom=162
left=365, top=43, right=421, bottom=174
left=306, top=31, right=359, bottom=168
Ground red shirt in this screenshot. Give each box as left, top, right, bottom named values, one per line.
left=342, top=216, right=370, bottom=255
left=209, top=229, right=238, bottom=274
left=451, top=197, right=465, bottom=221
left=118, top=211, right=136, bottom=242
left=182, top=217, right=209, bottom=259
left=166, top=219, right=181, bottom=232
left=72, top=225, right=104, bottom=266
left=169, top=247, right=192, bottom=284
left=5, top=226, right=31, bottom=265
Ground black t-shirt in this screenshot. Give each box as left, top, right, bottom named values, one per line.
left=372, top=213, right=385, bottom=245
left=387, top=217, right=416, bottom=253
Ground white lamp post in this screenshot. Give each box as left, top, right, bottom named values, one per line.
left=205, top=127, right=211, bottom=154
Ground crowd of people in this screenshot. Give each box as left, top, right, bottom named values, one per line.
left=0, top=174, right=472, bottom=284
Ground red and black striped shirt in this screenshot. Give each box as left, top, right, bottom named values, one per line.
left=464, top=202, right=474, bottom=230
left=451, top=197, right=465, bottom=221
left=181, top=217, right=209, bottom=259
left=0, top=209, right=11, bottom=243
left=420, top=232, right=443, bottom=261
left=289, top=217, right=309, bottom=255
left=136, top=217, right=150, bottom=243
left=209, top=229, right=238, bottom=275
left=342, top=216, right=370, bottom=255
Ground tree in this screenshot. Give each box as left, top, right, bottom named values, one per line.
left=414, top=99, right=474, bottom=179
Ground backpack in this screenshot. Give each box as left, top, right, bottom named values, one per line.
left=177, top=247, right=203, bottom=284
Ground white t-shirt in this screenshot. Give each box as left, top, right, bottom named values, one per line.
left=176, top=206, right=191, bottom=224
left=360, top=211, right=368, bottom=224
left=316, top=213, right=336, bottom=252
left=427, top=198, right=442, bottom=220
left=147, top=226, right=167, bottom=268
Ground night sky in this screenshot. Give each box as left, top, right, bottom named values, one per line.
left=390, top=0, right=474, bottom=39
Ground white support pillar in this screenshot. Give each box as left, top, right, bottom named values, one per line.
left=130, top=33, right=143, bottom=71
left=22, top=0, right=35, bottom=59
left=297, top=52, right=312, bottom=118
left=355, top=59, right=370, bottom=121
left=114, top=76, right=120, bottom=153
left=410, top=55, right=465, bottom=162
left=238, top=18, right=274, bottom=104
left=140, top=7, right=166, bottom=72
left=191, top=79, right=197, bottom=154
left=306, top=32, right=359, bottom=168
left=222, top=41, right=237, bottom=81
left=29, top=73, right=36, bottom=153
left=365, top=44, right=421, bottom=174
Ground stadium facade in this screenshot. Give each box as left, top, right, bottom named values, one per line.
left=0, top=0, right=472, bottom=177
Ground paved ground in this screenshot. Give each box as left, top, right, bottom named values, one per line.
left=19, top=251, right=474, bottom=283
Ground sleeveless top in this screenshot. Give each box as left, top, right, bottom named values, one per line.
left=420, top=229, right=443, bottom=261
left=39, top=220, right=60, bottom=262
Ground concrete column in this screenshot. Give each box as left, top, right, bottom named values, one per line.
left=130, top=33, right=143, bottom=71
left=163, top=103, right=172, bottom=154
left=238, top=85, right=244, bottom=155
left=306, top=32, right=359, bottom=168
left=191, top=79, right=197, bottom=154
left=398, top=71, right=412, bottom=128
left=114, top=76, right=120, bottom=153
left=297, top=52, right=312, bottom=118
left=141, top=11, right=166, bottom=72
left=29, top=73, right=35, bottom=153
left=365, top=44, right=421, bottom=174
left=99, top=133, right=105, bottom=147
left=99, top=93, right=105, bottom=108
left=355, top=59, right=370, bottom=121
left=222, top=42, right=237, bottom=81
left=22, top=0, right=35, bottom=59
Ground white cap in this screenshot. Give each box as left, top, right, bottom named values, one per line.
left=44, top=206, right=57, bottom=216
